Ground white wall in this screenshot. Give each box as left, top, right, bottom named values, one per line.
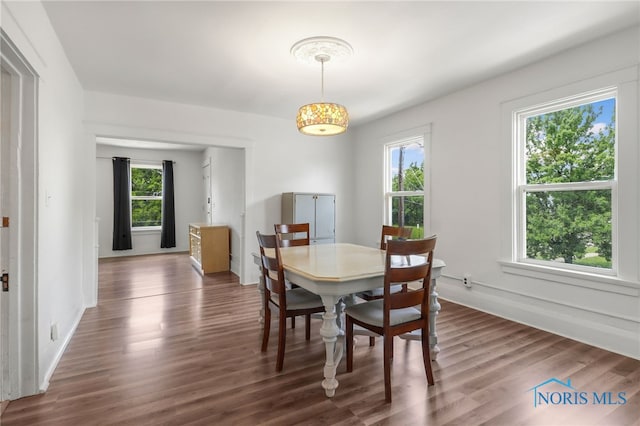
left=84, top=91, right=355, bottom=285
left=203, top=146, right=245, bottom=275
left=353, top=26, right=640, bottom=359
left=1, top=1, right=89, bottom=393
left=95, top=145, right=203, bottom=258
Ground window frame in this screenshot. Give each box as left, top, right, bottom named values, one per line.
left=384, top=135, right=427, bottom=234
left=130, top=163, right=163, bottom=231
left=513, top=88, right=618, bottom=275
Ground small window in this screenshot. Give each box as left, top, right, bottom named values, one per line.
left=385, top=137, right=425, bottom=238
left=515, top=89, right=616, bottom=271
left=131, top=164, right=163, bottom=229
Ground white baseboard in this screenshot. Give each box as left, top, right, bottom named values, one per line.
left=39, top=306, right=86, bottom=392
left=437, top=277, right=640, bottom=360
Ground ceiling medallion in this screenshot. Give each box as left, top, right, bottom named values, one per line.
left=291, top=36, right=353, bottom=65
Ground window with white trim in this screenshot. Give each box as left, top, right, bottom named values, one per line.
left=514, top=88, right=616, bottom=272
left=130, top=164, right=163, bottom=229
left=384, top=136, right=425, bottom=238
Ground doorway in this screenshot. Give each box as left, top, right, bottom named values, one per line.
left=202, top=161, right=212, bottom=224
left=0, top=29, right=39, bottom=401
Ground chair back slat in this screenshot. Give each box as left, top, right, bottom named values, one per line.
left=380, top=225, right=413, bottom=250
left=275, top=223, right=310, bottom=247
left=386, top=262, right=430, bottom=283
left=256, top=231, right=287, bottom=297
left=388, top=288, right=425, bottom=310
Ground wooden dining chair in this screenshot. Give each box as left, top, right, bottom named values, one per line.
left=274, top=223, right=310, bottom=247
left=356, top=225, right=413, bottom=346
left=256, top=231, right=325, bottom=372
left=345, top=235, right=437, bottom=403
left=358, top=225, right=413, bottom=301
left=274, top=223, right=312, bottom=329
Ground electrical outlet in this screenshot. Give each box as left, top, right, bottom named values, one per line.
left=50, top=323, right=59, bottom=341
left=463, top=273, right=472, bottom=288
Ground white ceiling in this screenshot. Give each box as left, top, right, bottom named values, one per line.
left=43, top=1, right=639, bottom=134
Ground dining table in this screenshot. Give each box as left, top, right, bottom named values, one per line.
left=253, top=242, right=445, bottom=398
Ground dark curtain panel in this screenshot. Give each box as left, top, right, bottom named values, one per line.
left=112, top=157, right=132, bottom=250
left=161, top=160, right=176, bottom=248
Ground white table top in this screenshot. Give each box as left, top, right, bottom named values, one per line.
left=280, top=243, right=387, bottom=282
left=279, top=243, right=446, bottom=283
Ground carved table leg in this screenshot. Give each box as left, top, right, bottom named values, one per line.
left=253, top=253, right=266, bottom=326
left=398, top=274, right=442, bottom=360
left=428, top=276, right=441, bottom=360
left=319, top=294, right=343, bottom=397
left=257, top=274, right=265, bottom=326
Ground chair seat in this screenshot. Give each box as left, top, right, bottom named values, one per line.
left=345, top=299, right=421, bottom=328
left=272, top=287, right=324, bottom=310
left=357, top=284, right=404, bottom=299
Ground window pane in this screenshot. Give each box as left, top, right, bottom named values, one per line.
left=525, top=189, right=611, bottom=269
left=526, top=98, right=615, bottom=184
left=132, top=199, right=162, bottom=227
left=390, top=141, right=424, bottom=191
left=391, top=196, right=424, bottom=238
left=131, top=167, right=162, bottom=197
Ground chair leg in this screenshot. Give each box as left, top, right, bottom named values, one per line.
left=346, top=316, right=354, bottom=372
left=291, top=316, right=295, bottom=329
left=369, top=336, right=375, bottom=347
left=422, top=326, right=435, bottom=385
left=261, top=306, right=271, bottom=352
left=276, top=313, right=287, bottom=372
left=384, top=335, right=393, bottom=403
left=305, top=314, right=311, bottom=340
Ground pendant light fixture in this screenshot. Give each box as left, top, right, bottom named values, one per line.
left=291, top=36, right=352, bottom=136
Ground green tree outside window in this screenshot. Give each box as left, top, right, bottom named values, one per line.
left=523, top=98, right=615, bottom=268
left=388, top=141, right=425, bottom=238
left=131, top=166, right=163, bottom=228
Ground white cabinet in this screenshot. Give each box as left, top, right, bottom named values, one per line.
left=281, top=193, right=335, bottom=244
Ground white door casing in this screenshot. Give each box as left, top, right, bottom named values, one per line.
left=203, top=162, right=212, bottom=224
left=1, top=29, right=39, bottom=399
left=0, top=63, right=10, bottom=404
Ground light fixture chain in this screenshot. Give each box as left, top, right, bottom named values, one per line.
left=320, top=58, right=325, bottom=101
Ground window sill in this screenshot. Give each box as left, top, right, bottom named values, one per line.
left=132, top=227, right=161, bottom=235
left=499, top=260, right=640, bottom=296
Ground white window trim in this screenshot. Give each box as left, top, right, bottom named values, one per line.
left=500, top=66, right=639, bottom=286
left=130, top=163, right=163, bottom=231
left=383, top=134, right=429, bottom=233
left=514, top=87, right=618, bottom=275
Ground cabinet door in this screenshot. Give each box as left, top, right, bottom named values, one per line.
left=314, top=194, right=335, bottom=240
left=294, top=194, right=316, bottom=235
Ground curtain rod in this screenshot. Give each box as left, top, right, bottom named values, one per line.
left=96, top=156, right=176, bottom=164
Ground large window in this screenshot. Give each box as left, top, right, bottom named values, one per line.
left=385, top=137, right=425, bottom=238
left=131, top=164, right=163, bottom=229
left=515, top=89, right=616, bottom=272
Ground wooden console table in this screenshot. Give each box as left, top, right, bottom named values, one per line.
left=189, top=223, right=229, bottom=274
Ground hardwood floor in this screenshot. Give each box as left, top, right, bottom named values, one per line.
left=3, top=253, right=639, bottom=425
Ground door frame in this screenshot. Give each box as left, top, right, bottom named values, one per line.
left=202, top=160, right=212, bottom=224
left=0, top=29, right=39, bottom=400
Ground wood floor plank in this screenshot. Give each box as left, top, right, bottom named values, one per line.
left=2, top=252, right=639, bottom=425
